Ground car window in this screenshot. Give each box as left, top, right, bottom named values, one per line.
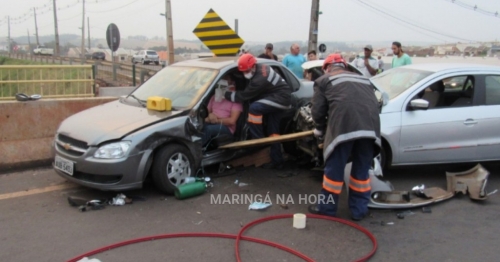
left=132, top=66, right=218, bottom=109
left=371, top=68, right=433, bottom=100
left=411, top=75, right=475, bottom=110
left=272, top=65, right=300, bottom=92
left=443, top=76, right=467, bottom=92
left=147, top=51, right=157, bottom=55
left=485, top=76, right=500, bottom=105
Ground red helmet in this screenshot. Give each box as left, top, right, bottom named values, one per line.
left=322, top=53, right=347, bottom=70
left=238, top=54, right=257, bottom=71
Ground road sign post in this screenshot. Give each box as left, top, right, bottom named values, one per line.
left=193, top=9, right=244, bottom=57
left=106, top=23, right=120, bottom=81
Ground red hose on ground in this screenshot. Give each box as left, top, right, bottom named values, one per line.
left=67, top=214, right=377, bottom=262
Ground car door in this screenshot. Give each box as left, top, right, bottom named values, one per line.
left=398, top=74, right=480, bottom=164
left=474, top=75, right=500, bottom=160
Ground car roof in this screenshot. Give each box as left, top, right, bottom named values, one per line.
left=402, top=63, right=500, bottom=73
left=172, top=57, right=283, bottom=70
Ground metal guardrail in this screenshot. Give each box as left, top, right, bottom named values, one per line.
left=0, top=64, right=95, bottom=100
left=3, top=53, right=162, bottom=86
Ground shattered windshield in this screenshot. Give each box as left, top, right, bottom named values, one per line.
left=132, top=66, right=218, bottom=109
left=371, top=68, right=433, bottom=100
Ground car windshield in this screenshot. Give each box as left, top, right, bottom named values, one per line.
left=131, top=66, right=218, bottom=109
left=371, top=68, right=433, bottom=100
left=147, top=51, right=157, bottom=55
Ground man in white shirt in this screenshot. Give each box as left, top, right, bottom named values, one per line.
left=351, top=45, right=378, bottom=77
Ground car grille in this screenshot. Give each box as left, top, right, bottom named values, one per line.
left=56, top=134, right=89, bottom=156
left=72, top=172, right=122, bottom=184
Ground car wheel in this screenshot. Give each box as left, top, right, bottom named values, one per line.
left=152, top=144, right=195, bottom=194
left=141, top=59, right=145, bottom=65
left=155, top=61, right=159, bottom=65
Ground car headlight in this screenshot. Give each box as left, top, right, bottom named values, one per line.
left=94, top=141, right=131, bottom=159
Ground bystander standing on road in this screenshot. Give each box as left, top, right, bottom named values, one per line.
left=282, top=43, right=306, bottom=79
left=258, top=43, right=278, bottom=61
left=391, top=41, right=412, bottom=68
left=351, top=45, right=379, bottom=77
left=377, top=56, right=384, bottom=73
left=307, top=50, right=317, bottom=61
left=308, top=54, right=381, bottom=221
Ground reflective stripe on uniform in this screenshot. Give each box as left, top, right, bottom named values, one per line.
left=349, top=177, right=371, bottom=193
left=248, top=113, right=263, bottom=124
left=323, top=175, right=343, bottom=194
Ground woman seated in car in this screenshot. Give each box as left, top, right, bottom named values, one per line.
left=202, top=75, right=243, bottom=146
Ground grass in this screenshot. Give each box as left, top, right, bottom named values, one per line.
left=0, top=56, right=94, bottom=98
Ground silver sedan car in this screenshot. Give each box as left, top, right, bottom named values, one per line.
left=371, top=63, right=500, bottom=168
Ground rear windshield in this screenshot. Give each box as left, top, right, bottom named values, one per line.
left=147, top=51, right=157, bottom=55
left=371, top=68, right=433, bottom=100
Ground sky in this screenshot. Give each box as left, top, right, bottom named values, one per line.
left=1, top=0, right=500, bottom=44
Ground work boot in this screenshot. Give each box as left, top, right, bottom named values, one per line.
left=308, top=205, right=336, bottom=217
left=261, top=162, right=283, bottom=170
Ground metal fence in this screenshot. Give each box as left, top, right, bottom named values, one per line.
left=2, top=53, right=161, bottom=87
left=0, top=64, right=95, bottom=100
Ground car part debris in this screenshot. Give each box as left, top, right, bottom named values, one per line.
left=446, top=164, right=491, bottom=200
left=280, top=204, right=289, bottom=209
left=68, top=196, right=107, bottom=212
left=248, top=202, right=272, bottom=210
left=238, top=182, right=249, bottom=187
left=77, top=257, right=102, bottom=262
left=108, top=193, right=130, bottom=206
left=422, top=207, right=432, bottom=213
left=370, top=221, right=394, bottom=226
left=396, top=210, right=414, bottom=219
left=412, top=184, right=426, bottom=197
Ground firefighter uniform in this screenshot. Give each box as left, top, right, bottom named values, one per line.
left=225, top=57, right=291, bottom=166
left=310, top=54, right=381, bottom=219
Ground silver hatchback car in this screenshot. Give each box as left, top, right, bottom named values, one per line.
left=372, top=63, right=500, bottom=168
left=132, top=50, right=160, bottom=65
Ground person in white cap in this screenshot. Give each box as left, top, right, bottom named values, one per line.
left=351, top=45, right=379, bottom=77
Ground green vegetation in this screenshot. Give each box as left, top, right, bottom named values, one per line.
left=0, top=56, right=94, bottom=99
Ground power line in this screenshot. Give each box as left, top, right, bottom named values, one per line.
left=86, top=0, right=141, bottom=14
left=351, top=0, right=448, bottom=43
left=357, top=0, right=477, bottom=42
left=444, top=0, right=499, bottom=18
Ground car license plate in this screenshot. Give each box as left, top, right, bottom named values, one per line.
left=55, top=156, right=74, bottom=176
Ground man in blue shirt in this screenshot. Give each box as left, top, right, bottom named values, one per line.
left=282, top=43, right=306, bottom=79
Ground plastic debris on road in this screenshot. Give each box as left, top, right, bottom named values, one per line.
left=77, top=257, right=102, bottom=262
left=238, top=182, right=249, bottom=187
left=108, top=193, right=127, bottom=206
left=248, top=202, right=272, bottom=210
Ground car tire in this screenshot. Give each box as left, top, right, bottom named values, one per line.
left=152, top=144, right=195, bottom=194
left=155, top=61, right=159, bottom=65
left=142, top=59, right=146, bottom=65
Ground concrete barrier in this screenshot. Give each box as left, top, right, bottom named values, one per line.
left=0, top=97, right=117, bottom=172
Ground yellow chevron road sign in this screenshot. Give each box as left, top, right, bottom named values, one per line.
left=193, top=9, right=244, bottom=56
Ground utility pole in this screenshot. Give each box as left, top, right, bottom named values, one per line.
left=27, top=29, right=31, bottom=54
left=165, top=0, right=174, bottom=65
left=81, top=0, right=85, bottom=60
left=53, top=0, right=60, bottom=57
left=87, top=17, right=91, bottom=49
left=7, top=16, right=11, bottom=54
left=308, top=0, right=320, bottom=52
left=235, top=19, right=239, bottom=34
left=34, top=8, right=40, bottom=46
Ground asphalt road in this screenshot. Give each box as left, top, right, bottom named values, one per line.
left=0, top=162, right=498, bottom=262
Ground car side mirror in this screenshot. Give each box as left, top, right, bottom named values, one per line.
left=410, top=99, right=429, bottom=110
left=199, top=104, right=209, bottom=119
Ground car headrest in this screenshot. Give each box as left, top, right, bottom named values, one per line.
left=429, top=81, right=445, bottom=92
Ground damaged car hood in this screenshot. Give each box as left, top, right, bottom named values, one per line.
left=57, top=99, right=183, bottom=146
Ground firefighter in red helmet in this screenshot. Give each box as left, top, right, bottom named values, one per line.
left=224, top=54, right=292, bottom=169
left=308, top=53, right=381, bottom=221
